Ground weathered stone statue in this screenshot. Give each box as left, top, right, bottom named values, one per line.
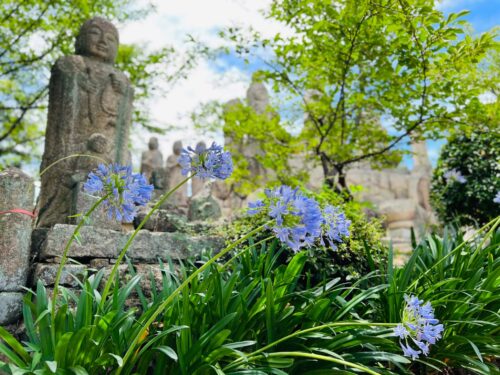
left=165, top=140, right=188, bottom=209
left=411, top=139, right=432, bottom=175
left=211, top=180, right=246, bottom=218
left=141, top=137, right=164, bottom=188
left=410, top=139, right=433, bottom=212
left=191, top=141, right=207, bottom=197
left=37, top=17, right=133, bottom=228
left=245, top=78, right=272, bottom=183
left=246, top=74, right=270, bottom=115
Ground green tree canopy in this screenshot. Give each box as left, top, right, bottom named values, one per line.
left=212, top=0, right=496, bottom=194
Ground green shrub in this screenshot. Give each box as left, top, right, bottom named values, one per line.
left=0, top=271, right=140, bottom=374
left=431, top=130, right=500, bottom=227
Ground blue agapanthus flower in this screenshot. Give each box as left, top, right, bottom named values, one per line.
left=443, top=169, right=466, bottom=184
left=178, top=142, right=233, bottom=180
left=494, top=191, right=500, bottom=204
left=248, top=186, right=323, bottom=252
left=83, top=164, right=153, bottom=222
left=393, top=295, right=444, bottom=360
left=321, top=205, right=351, bottom=250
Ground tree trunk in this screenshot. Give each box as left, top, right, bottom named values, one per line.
left=319, top=153, right=352, bottom=199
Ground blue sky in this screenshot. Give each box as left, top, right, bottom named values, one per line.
left=441, top=0, right=500, bottom=33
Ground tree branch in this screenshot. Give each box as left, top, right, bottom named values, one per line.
left=0, top=0, right=27, bottom=24
left=0, top=3, right=51, bottom=59
left=0, top=86, right=48, bottom=142
left=337, top=0, right=431, bottom=169
left=261, top=58, right=326, bottom=139
left=316, top=10, right=370, bottom=153
left=0, top=135, right=43, bottom=156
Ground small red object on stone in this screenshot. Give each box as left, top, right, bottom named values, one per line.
left=0, top=209, right=37, bottom=218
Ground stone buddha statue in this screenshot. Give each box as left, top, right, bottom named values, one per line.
left=165, top=140, right=188, bottom=210
left=141, top=137, right=164, bottom=187
left=37, top=17, right=134, bottom=227
left=191, top=141, right=207, bottom=197
left=246, top=74, right=270, bottom=115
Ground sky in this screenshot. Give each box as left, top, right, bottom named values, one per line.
left=118, top=0, right=500, bottom=170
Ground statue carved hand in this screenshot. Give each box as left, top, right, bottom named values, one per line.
left=78, top=73, right=99, bottom=94
left=110, top=73, right=126, bottom=94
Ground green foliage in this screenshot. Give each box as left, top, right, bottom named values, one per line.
left=193, top=97, right=309, bottom=196
left=219, top=186, right=387, bottom=286
left=0, top=270, right=140, bottom=374
left=1, top=222, right=499, bottom=373
left=431, top=130, right=500, bottom=227
left=133, top=248, right=402, bottom=375
left=0, top=0, right=199, bottom=168
left=216, top=0, right=496, bottom=192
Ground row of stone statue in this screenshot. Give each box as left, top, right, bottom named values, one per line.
left=140, top=138, right=203, bottom=206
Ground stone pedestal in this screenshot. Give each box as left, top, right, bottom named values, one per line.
left=0, top=168, right=34, bottom=324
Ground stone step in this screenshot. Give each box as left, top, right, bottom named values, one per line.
left=37, top=224, right=224, bottom=261
left=34, top=263, right=168, bottom=297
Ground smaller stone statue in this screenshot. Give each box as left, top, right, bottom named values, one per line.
left=165, top=140, right=188, bottom=210
left=246, top=73, right=270, bottom=115
left=141, top=137, right=164, bottom=188
left=211, top=180, right=246, bottom=218
left=411, top=139, right=432, bottom=175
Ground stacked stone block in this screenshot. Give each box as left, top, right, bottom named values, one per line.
left=0, top=168, right=35, bottom=324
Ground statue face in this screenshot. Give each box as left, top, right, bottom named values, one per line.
left=196, top=141, right=206, bottom=152
left=76, top=19, right=118, bottom=63
left=149, top=137, right=159, bottom=150
left=173, top=141, right=183, bottom=155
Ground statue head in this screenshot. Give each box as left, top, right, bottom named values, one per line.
left=173, top=140, right=183, bottom=155
left=247, top=73, right=269, bottom=114
left=148, top=137, right=159, bottom=150
left=195, top=141, right=207, bottom=152
left=75, top=17, right=119, bottom=64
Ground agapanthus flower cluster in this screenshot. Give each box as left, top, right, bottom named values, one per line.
left=178, top=142, right=233, bottom=180
left=443, top=169, right=466, bottom=184
left=321, top=205, right=351, bottom=250
left=248, top=185, right=351, bottom=252
left=83, top=164, right=153, bottom=222
left=494, top=191, right=500, bottom=204
left=393, top=295, right=444, bottom=360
